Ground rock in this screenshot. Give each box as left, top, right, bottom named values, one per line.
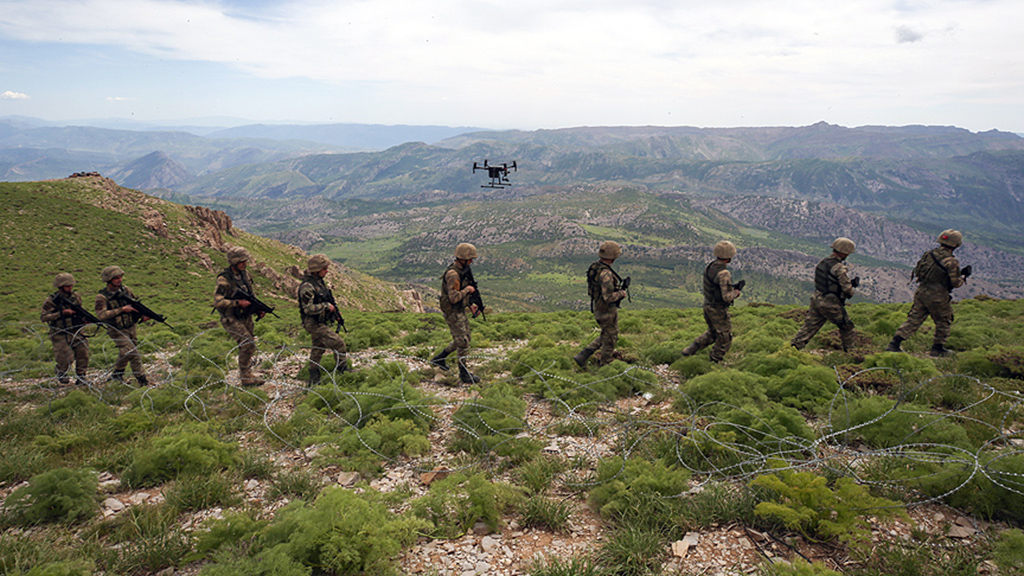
left=948, top=525, right=975, bottom=538
left=245, top=479, right=259, bottom=491
left=103, top=498, right=125, bottom=512
left=337, top=472, right=360, bottom=486
left=472, top=521, right=491, bottom=535
left=420, top=469, right=450, bottom=486
left=480, top=536, right=498, bottom=553
left=128, top=492, right=150, bottom=505
left=671, top=533, right=700, bottom=557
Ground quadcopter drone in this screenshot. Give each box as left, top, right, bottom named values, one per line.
left=472, top=160, right=517, bottom=188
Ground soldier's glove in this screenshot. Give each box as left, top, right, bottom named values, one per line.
left=734, top=279, right=746, bottom=291
left=851, top=276, right=860, bottom=288
left=961, top=265, right=972, bottom=279
left=621, top=276, right=631, bottom=291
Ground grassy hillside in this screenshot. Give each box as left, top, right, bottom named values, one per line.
left=1, top=295, right=1023, bottom=575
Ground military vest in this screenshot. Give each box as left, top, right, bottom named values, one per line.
left=814, top=256, right=844, bottom=297
left=912, top=248, right=954, bottom=291
left=587, top=261, right=622, bottom=310
left=47, top=291, right=85, bottom=332
left=99, top=287, right=137, bottom=329
left=298, top=274, right=333, bottom=322
left=441, top=262, right=472, bottom=311
left=217, top=266, right=255, bottom=318
left=703, top=261, right=729, bottom=307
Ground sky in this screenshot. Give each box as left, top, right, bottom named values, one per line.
left=1, top=0, right=1022, bottom=132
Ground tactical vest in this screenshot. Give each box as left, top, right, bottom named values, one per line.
left=441, top=262, right=472, bottom=311
left=217, top=267, right=255, bottom=318
left=814, top=256, right=843, bottom=297
left=47, top=291, right=84, bottom=332
left=98, top=287, right=136, bottom=329
left=298, top=274, right=332, bottom=322
left=587, top=261, right=622, bottom=311
left=703, top=261, right=729, bottom=307
left=912, top=248, right=953, bottom=291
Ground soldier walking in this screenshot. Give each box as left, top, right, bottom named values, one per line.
left=298, top=253, right=348, bottom=385
left=430, top=243, right=482, bottom=384
left=886, top=229, right=972, bottom=357
left=213, top=246, right=265, bottom=386
left=95, top=266, right=150, bottom=386
left=41, top=273, right=90, bottom=385
left=682, top=240, right=743, bottom=363
left=574, top=241, right=629, bottom=368
left=791, top=238, right=859, bottom=352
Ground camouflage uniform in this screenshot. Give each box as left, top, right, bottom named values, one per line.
left=214, top=248, right=262, bottom=385
left=791, top=255, right=856, bottom=351
left=892, top=245, right=965, bottom=353
left=96, top=283, right=149, bottom=385
left=41, top=278, right=90, bottom=384
left=438, top=259, right=477, bottom=379
left=298, top=255, right=347, bottom=384
left=683, top=242, right=742, bottom=363
left=579, top=262, right=628, bottom=365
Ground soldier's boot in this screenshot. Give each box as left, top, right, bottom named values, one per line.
left=75, top=374, right=89, bottom=387
left=573, top=348, right=595, bottom=368
left=929, top=343, right=953, bottom=357
left=680, top=343, right=699, bottom=357
left=108, top=370, right=125, bottom=383
left=136, top=375, right=150, bottom=387
left=308, top=366, right=321, bottom=387
left=885, top=336, right=904, bottom=353
left=430, top=349, right=452, bottom=371
left=333, top=354, right=349, bottom=374
left=458, top=363, right=481, bottom=385
left=240, top=372, right=265, bottom=387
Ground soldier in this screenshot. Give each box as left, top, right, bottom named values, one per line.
left=790, top=238, right=859, bottom=352
left=298, top=253, right=348, bottom=385
left=429, top=243, right=482, bottom=384
left=213, top=246, right=265, bottom=386
left=40, top=273, right=90, bottom=385
left=95, top=266, right=150, bottom=386
left=886, top=229, right=972, bottom=357
left=573, top=241, right=629, bottom=368
left=682, top=240, right=743, bottom=363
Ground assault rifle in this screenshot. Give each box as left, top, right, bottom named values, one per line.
left=52, top=292, right=106, bottom=327
left=463, top=269, right=486, bottom=320
left=323, top=292, right=347, bottom=333
left=230, top=288, right=280, bottom=320
left=120, top=292, right=173, bottom=329
left=621, top=276, right=632, bottom=303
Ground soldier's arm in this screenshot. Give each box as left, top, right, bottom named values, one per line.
left=297, top=282, right=328, bottom=317
left=599, top=270, right=626, bottom=304
left=41, top=296, right=61, bottom=323
left=445, top=270, right=470, bottom=305
left=213, top=276, right=239, bottom=312
left=833, top=262, right=856, bottom=298
left=94, top=293, right=122, bottom=321
left=718, top=269, right=740, bottom=303
left=943, top=256, right=965, bottom=289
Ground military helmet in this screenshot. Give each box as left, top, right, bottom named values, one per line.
left=455, top=243, right=478, bottom=260
left=712, top=240, right=737, bottom=260
left=227, top=246, right=251, bottom=265
left=598, top=241, right=622, bottom=260
left=831, top=237, right=856, bottom=255
left=53, top=273, right=75, bottom=289
left=937, top=229, right=963, bottom=248
left=101, top=265, right=125, bottom=283
left=307, top=253, right=331, bottom=273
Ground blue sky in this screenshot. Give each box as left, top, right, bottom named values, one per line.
left=1, top=0, right=1022, bottom=132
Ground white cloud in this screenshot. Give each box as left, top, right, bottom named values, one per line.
left=895, top=25, right=923, bottom=43
left=106, top=96, right=137, bottom=102
left=2, top=90, right=31, bottom=100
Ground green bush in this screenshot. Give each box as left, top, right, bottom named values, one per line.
left=751, top=469, right=906, bottom=548
left=993, top=529, right=1024, bottom=573
left=677, top=369, right=769, bottom=415
left=450, top=383, right=540, bottom=461
left=588, top=456, right=690, bottom=520
left=716, top=402, right=816, bottom=451
left=411, top=471, right=522, bottom=538
left=757, top=558, right=840, bottom=576
left=20, top=560, right=96, bottom=576
left=262, top=487, right=431, bottom=575
left=37, top=390, right=112, bottom=422
left=594, top=526, right=665, bottom=576
left=861, top=352, right=939, bottom=382
left=764, top=364, right=839, bottom=411
left=3, top=467, right=98, bottom=526
left=123, top=425, right=238, bottom=488
left=164, top=472, right=240, bottom=513
left=829, top=396, right=974, bottom=451
left=195, top=511, right=269, bottom=556
left=199, top=546, right=311, bottom=576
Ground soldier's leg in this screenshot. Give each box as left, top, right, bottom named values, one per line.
left=834, top=305, right=856, bottom=351
left=125, top=328, right=147, bottom=383
left=52, top=334, right=73, bottom=383
left=894, top=296, right=929, bottom=341
left=72, top=337, right=90, bottom=384
left=594, top=311, right=619, bottom=366
left=450, top=313, right=478, bottom=383
left=791, top=301, right=827, bottom=349
left=223, top=317, right=259, bottom=383
left=708, top=308, right=733, bottom=363
left=682, top=308, right=718, bottom=356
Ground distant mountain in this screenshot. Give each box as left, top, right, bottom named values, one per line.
left=107, top=151, right=195, bottom=190
left=205, top=123, right=486, bottom=150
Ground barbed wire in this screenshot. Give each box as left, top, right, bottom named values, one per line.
left=3, top=320, right=1023, bottom=520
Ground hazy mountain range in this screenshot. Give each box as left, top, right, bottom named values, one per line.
left=3, top=116, right=1023, bottom=309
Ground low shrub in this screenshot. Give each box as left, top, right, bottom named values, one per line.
left=588, top=456, right=690, bottom=521
left=122, top=424, right=238, bottom=488
left=411, top=471, right=521, bottom=538
left=3, top=467, right=98, bottom=526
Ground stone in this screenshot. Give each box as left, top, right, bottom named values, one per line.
left=103, top=497, right=125, bottom=512
left=472, top=521, right=491, bottom=535
left=480, top=536, right=498, bottom=553
left=337, top=471, right=360, bottom=486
